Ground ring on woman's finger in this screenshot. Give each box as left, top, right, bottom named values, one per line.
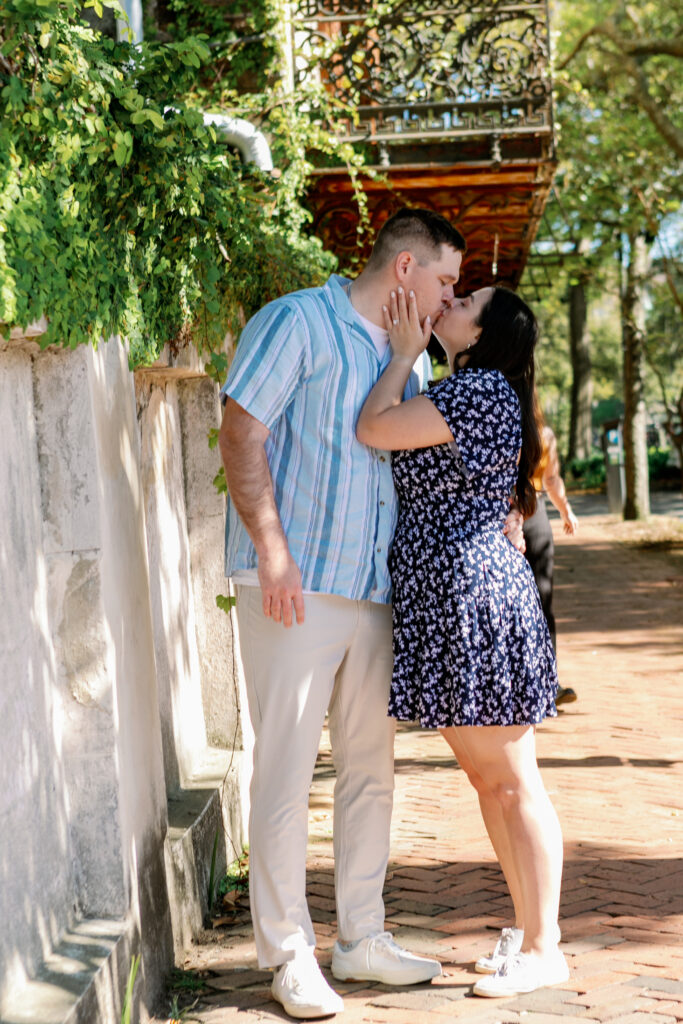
left=393, top=318, right=399, bottom=325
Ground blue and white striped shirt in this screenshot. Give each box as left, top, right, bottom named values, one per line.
left=220, top=274, right=431, bottom=604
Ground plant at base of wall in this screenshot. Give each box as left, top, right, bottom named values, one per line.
left=166, top=993, right=202, bottom=1023
left=120, top=953, right=140, bottom=1024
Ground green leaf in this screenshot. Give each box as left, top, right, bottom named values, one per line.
left=216, top=594, right=236, bottom=614
left=146, top=109, right=165, bottom=130
left=212, top=468, right=228, bottom=495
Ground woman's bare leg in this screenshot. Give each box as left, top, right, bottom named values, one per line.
left=450, top=724, right=563, bottom=959
left=440, top=726, right=524, bottom=931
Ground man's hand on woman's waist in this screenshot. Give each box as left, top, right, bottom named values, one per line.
left=503, top=506, right=526, bottom=553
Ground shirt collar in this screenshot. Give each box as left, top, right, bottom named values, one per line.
left=323, top=273, right=359, bottom=327
left=323, top=274, right=382, bottom=359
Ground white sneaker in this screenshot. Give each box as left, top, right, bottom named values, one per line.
left=473, top=950, right=569, bottom=998
left=331, top=931, right=442, bottom=986
left=475, top=926, right=524, bottom=974
left=271, top=951, right=344, bottom=1019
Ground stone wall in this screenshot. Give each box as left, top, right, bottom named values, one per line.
left=0, top=329, right=250, bottom=1024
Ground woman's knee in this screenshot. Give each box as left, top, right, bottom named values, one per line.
left=489, top=771, right=543, bottom=813
left=489, top=779, right=521, bottom=812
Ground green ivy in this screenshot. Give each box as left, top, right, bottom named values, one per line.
left=0, top=0, right=367, bottom=367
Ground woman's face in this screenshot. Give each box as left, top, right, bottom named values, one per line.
left=432, top=286, right=494, bottom=363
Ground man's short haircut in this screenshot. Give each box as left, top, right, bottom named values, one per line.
left=366, top=208, right=467, bottom=271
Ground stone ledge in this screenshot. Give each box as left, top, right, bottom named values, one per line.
left=164, top=748, right=247, bottom=960
left=0, top=318, right=49, bottom=353
left=135, top=337, right=233, bottom=386
left=0, top=326, right=232, bottom=384
left=0, top=918, right=138, bottom=1024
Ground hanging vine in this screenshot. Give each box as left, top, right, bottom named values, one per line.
left=0, top=0, right=367, bottom=370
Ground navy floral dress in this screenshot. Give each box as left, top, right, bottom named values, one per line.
left=388, top=367, right=558, bottom=728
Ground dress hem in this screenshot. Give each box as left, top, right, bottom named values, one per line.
left=389, top=708, right=558, bottom=728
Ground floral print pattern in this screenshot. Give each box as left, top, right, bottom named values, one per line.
left=388, top=368, right=558, bottom=728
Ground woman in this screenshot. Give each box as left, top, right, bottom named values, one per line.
left=524, top=421, right=579, bottom=706
left=357, top=285, right=568, bottom=998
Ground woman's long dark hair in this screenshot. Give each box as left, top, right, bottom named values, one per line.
left=460, top=286, right=542, bottom=518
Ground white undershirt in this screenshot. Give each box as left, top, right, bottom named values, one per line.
left=354, top=308, right=390, bottom=359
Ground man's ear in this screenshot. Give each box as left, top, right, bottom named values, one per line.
left=394, top=250, right=415, bottom=281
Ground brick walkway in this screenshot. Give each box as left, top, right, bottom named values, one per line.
left=161, top=512, right=683, bottom=1024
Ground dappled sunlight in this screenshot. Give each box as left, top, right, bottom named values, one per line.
left=91, top=337, right=143, bottom=515
left=139, top=381, right=209, bottom=792
left=0, top=335, right=178, bottom=1019
left=0, top=346, right=77, bottom=1011
left=168, top=514, right=682, bottom=1020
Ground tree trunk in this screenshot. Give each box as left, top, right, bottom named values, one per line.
left=621, top=233, right=651, bottom=520
left=568, top=273, right=593, bottom=461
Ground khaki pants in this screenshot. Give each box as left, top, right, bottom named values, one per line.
left=235, top=587, right=395, bottom=968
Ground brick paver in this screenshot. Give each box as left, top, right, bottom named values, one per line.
left=157, top=511, right=683, bottom=1024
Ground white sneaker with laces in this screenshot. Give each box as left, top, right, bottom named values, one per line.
left=271, top=951, right=344, bottom=1019
left=472, top=950, right=569, bottom=998
left=475, top=926, right=524, bottom=974
left=331, top=931, right=442, bottom=986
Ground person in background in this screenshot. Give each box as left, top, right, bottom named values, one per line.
left=523, top=421, right=579, bottom=706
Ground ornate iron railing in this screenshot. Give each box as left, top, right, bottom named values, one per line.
left=291, top=0, right=553, bottom=150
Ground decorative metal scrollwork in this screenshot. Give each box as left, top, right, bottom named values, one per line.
left=291, top=0, right=552, bottom=143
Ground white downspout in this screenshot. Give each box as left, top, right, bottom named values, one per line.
left=202, top=113, right=274, bottom=172
left=113, top=3, right=272, bottom=169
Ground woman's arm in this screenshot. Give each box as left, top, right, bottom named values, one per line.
left=356, top=288, right=453, bottom=451
left=542, top=429, right=579, bottom=535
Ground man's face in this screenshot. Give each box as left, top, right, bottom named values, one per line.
left=403, top=245, right=463, bottom=323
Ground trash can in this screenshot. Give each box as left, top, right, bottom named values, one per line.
left=602, top=419, right=625, bottom=515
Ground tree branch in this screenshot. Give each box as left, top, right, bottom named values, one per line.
left=626, top=38, right=683, bottom=58
left=635, top=187, right=683, bottom=319
left=0, top=50, right=17, bottom=77
left=663, top=265, right=683, bottom=320
left=558, top=21, right=683, bottom=69
left=557, top=26, right=605, bottom=71
left=625, top=54, right=683, bottom=159
left=559, top=19, right=683, bottom=159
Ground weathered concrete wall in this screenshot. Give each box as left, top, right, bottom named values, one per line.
left=138, top=380, right=209, bottom=793
left=33, top=345, right=129, bottom=922
left=0, top=344, right=75, bottom=1008
left=0, top=332, right=249, bottom=1024
left=178, top=376, right=243, bottom=752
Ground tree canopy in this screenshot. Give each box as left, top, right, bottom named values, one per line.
left=527, top=0, right=681, bottom=453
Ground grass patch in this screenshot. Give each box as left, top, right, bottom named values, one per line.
left=170, top=969, right=209, bottom=994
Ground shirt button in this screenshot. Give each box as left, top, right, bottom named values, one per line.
left=379, top=500, right=385, bottom=506
left=376, top=546, right=382, bottom=553
left=379, top=455, right=386, bottom=462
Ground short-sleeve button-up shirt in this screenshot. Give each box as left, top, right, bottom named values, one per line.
left=220, top=274, right=431, bottom=604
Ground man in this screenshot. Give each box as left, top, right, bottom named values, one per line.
left=220, top=209, right=477, bottom=1018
